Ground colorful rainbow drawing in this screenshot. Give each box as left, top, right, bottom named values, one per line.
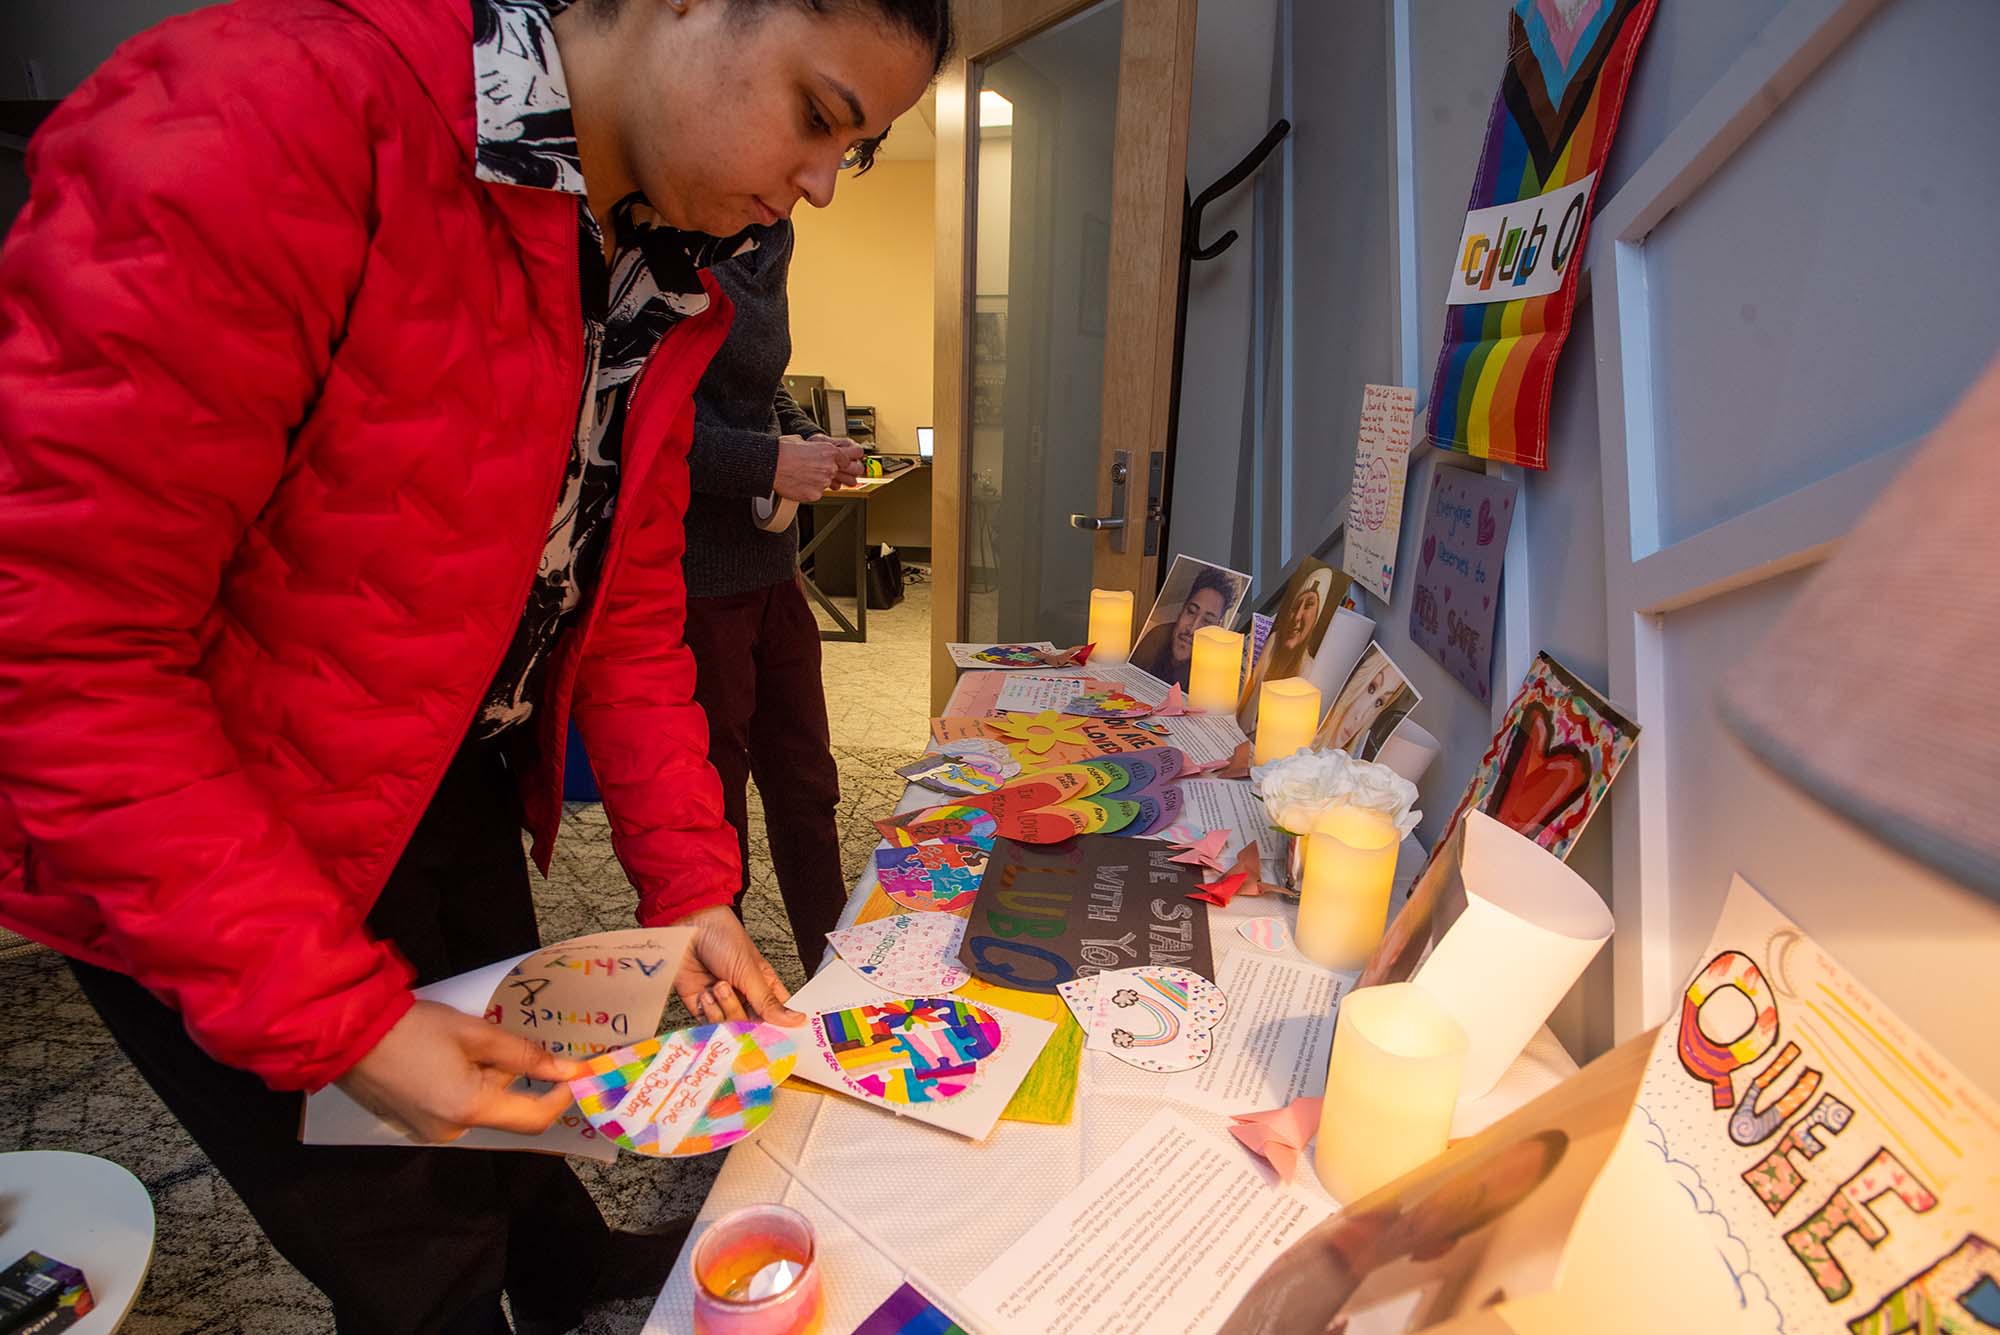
left=1426, top=0, right=1659, bottom=469
left=818, top=998, right=1004, bottom=1106
left=1108, top=977, right=1188, bottom=1050
left=569, top=1022, right=796, bottom=1157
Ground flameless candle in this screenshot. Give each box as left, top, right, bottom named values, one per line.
left=1296, top=803, right=1399, bottom=969
left=1087, top=588, right=1134, bottom=664
left=1315, top=983, right=1468, bottom=1203
left=692, top=1204, right=825, bottom=1335
left=1187, top=626, right=1244, bottom=713
left=1253, top=677, right=1320, bottom=765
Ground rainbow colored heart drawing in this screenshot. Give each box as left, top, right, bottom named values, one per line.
left=568, top=1022, right=797, bottom=1157
left=874, top=841, right=987, bottom=914
left=814, top=997, right=1003, bottom=1106
left=826, top=914, right=971, bottom=996
left=1084, top=966, right=1228, bottom=1074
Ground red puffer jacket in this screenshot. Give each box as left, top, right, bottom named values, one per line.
left=0, top=0, right=743, bottom=1091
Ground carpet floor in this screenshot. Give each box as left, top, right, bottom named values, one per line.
left=0, top=581, right=932, bottom=1333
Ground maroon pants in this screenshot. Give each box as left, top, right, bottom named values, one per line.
left=683, top=576, right=846, bottom=974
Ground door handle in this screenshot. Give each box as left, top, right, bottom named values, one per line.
left=1072, top=449, right=1132, bottom=553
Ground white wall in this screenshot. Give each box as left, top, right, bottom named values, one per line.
left=1223, top=0, right=2000, bottom=1082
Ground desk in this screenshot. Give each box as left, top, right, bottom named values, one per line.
left=799, top=468, right=917, bottom=644
left=643, top=806, right=1579, bottom=1333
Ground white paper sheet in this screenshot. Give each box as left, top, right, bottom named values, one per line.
left=994, top=673, right=1108, bottom=714
left=1412, top=812, right=1612, bottom=1099
left=1154, top=712, right=1250, bottom=768
left=1160, top=950, right=1345, bottom=1114
left=1341, top=384, right=1419, bottom=603
left=961, top=1109, right=1325, bottom=1335
left=1179, top=779, right=1286, bottom=879
left=784, top=961, right=1056, bottom=1141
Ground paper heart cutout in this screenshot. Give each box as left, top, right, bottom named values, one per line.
left=937, top=737, right=1022, bottom=780
left=569, top=1022, right=797, bottom=1157
left=1443, top=586, right=1454, bottom=603
left=877, top=804, right=998, bottom=848
left=1119, top=783, right=1185, bottom=837
left=1075, top=749, right=1185, bottom=795
left=995, top=799, right=1108, bottom=844
left=875, top=842, right=987, bottom=914
left=1055, top=974, right=1098, bottom=1029
left=897, top=756, right=1002, bottom=796
left=1421, top=534, right=1437, bottom=568
left=1064, top=690, right=1152, bottom=719
left=1088, top=967, right=1229, bottom=1073
left=969, top=769, right=1100, bottom=818
left=1477, top=499, right=1496, bottom=546
left=1237, top=918, right=1291, bottom=953
left=973, top=644, right=1053, bottom=666
left=827, top=915, right=971, bottom=996
left=1485, top=701, right=1592, bottom=840
left=814, top=997, right=1003, bottom=1106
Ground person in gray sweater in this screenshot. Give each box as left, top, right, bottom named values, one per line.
left=681, top=219, right=862, bottom=973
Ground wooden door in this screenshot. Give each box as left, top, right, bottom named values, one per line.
left=929, top=0, right=1197, bottom=711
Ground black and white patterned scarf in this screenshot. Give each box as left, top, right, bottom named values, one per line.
left=470, top=0, right=754, bottom=738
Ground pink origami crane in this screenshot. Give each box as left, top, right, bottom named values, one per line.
left=1188, top=739, right=1255, bottom=780
left=1229, top=1096, right=1323, bottom=1182
left=1151, top=684, right=1192, bottom=716
left=1168, top=829, right=1231, bottom=873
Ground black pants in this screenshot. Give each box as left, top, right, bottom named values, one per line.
left=683, top=577, right=847, bottom=976
left=70, top=738, right=608, bottom=1335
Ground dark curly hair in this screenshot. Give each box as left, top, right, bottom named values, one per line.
left=587, top=0, right=954, bottom=78
left=1186, top=567, right=1241, bottom=610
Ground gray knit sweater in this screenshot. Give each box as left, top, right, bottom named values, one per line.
left=683, top=221, right=824, bottom=598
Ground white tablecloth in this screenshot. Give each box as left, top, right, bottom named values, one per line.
left=641, top=815, right=1578, bottom=1335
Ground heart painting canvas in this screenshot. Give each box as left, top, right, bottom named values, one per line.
left=1439, top=652, right=1640, bottom=861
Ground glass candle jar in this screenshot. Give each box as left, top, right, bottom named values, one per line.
left=691, top=1204, right=825, bottom=1335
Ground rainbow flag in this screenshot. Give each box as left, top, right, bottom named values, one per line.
left=1426, top=0, right=1659, bottom=470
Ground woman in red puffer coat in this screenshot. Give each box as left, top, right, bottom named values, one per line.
left=0, top=0, right=947, bottom=1328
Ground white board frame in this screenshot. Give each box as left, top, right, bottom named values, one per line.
left=1588, top=0, right=1910, bottom=1036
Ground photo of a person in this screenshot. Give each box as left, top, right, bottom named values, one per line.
left=1217, top=1132, right=1570, bottom=1335
left=1129, top=556, right=1252, bottom=690
left=1317, top=642, right=1422, bottom=760
left=1237, top=559, right=1349, bottom=732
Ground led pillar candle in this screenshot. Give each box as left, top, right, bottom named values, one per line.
left=1087, top=589, right=1134, bottom=664
left=1296, top=803, right=1399, bottom=969
left=1253, top=677, right=1321, bottom=765
left=1187, top=626, right=1244, bottom=713
left=1315, top=982, right=1468, bottom=1203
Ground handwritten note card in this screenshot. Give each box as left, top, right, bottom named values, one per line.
left=1408, top=465, right=1517, bottom=701
left=1342, top=384, right=1419, bottom=602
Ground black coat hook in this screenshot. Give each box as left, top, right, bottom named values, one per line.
left=1185, top=118, right=1292, bottom=262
